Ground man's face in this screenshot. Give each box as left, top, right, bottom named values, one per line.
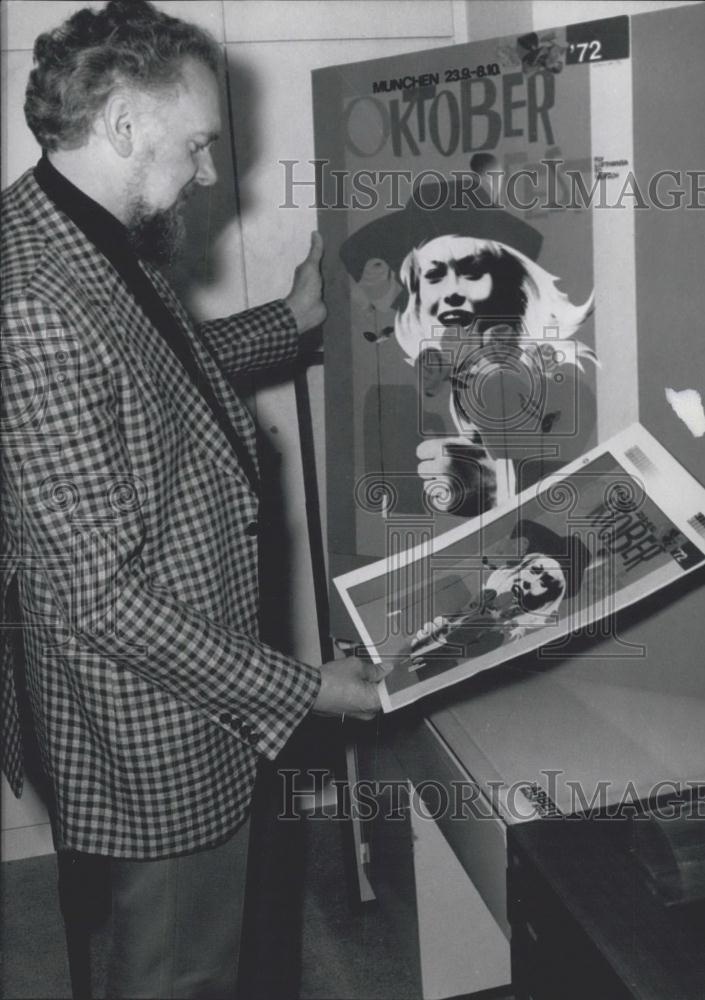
left=126, top=58, right=221, bottom=262
left=415, top=236, right=494, bottom=330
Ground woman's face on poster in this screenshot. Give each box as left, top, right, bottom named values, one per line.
left=414, top=236, right=494, bottom=331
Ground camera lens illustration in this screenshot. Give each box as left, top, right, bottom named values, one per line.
left=451, top=337, right=547, bottom=433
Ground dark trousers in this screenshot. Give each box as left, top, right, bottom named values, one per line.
left=58, top=819, right=250, bottom=1000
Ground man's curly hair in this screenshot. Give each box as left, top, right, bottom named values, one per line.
left=25, top=0, right=220, bottom=151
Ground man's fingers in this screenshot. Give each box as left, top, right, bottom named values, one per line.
left=360, top=657, right=399, bottom=681
left=307, top=230, right=323, bottom=264
left=359, top=659, right=386, bottom=682
left=343, top=709, right=377, bottom=723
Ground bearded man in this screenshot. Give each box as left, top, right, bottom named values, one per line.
left=1, top=2, right=385, bottom=996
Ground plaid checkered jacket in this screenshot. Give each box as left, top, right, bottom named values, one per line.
left=1, top=168, right=321, bottom=858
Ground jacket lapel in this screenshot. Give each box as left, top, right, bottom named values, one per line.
left=27, top=175, right=255, bottom=489
left=141, top=263, right=259, bottom=462
left=106, top=274, right=255, bottom=487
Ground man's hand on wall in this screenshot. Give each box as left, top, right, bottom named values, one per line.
left=286, top=230, right=327, bottom=336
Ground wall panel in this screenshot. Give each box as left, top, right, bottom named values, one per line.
left=224, top=0, right=454, bottom=42
left=1, top=0, right=225, bottom=50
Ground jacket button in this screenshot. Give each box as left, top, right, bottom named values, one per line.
left=244, top=521, right=259, bottom=536
left=219, top=711, right=233, bottom=726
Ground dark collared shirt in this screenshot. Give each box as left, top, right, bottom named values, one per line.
left=34, top=155, right=259, bottom=492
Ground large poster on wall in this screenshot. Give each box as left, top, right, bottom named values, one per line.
left=313, top=8, right=705, bottom=638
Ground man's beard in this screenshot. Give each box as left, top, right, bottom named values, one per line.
left=126, top=194, right=189, bottom=266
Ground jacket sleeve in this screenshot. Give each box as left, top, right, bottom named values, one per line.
left=197, top=299, right=300, bottom=375
left=140, top=262, right=301, bottom=376
left=1, top=294, right=320, bottom=760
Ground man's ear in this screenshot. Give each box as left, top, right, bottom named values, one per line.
left=103, top=93, right=134, bottom=158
